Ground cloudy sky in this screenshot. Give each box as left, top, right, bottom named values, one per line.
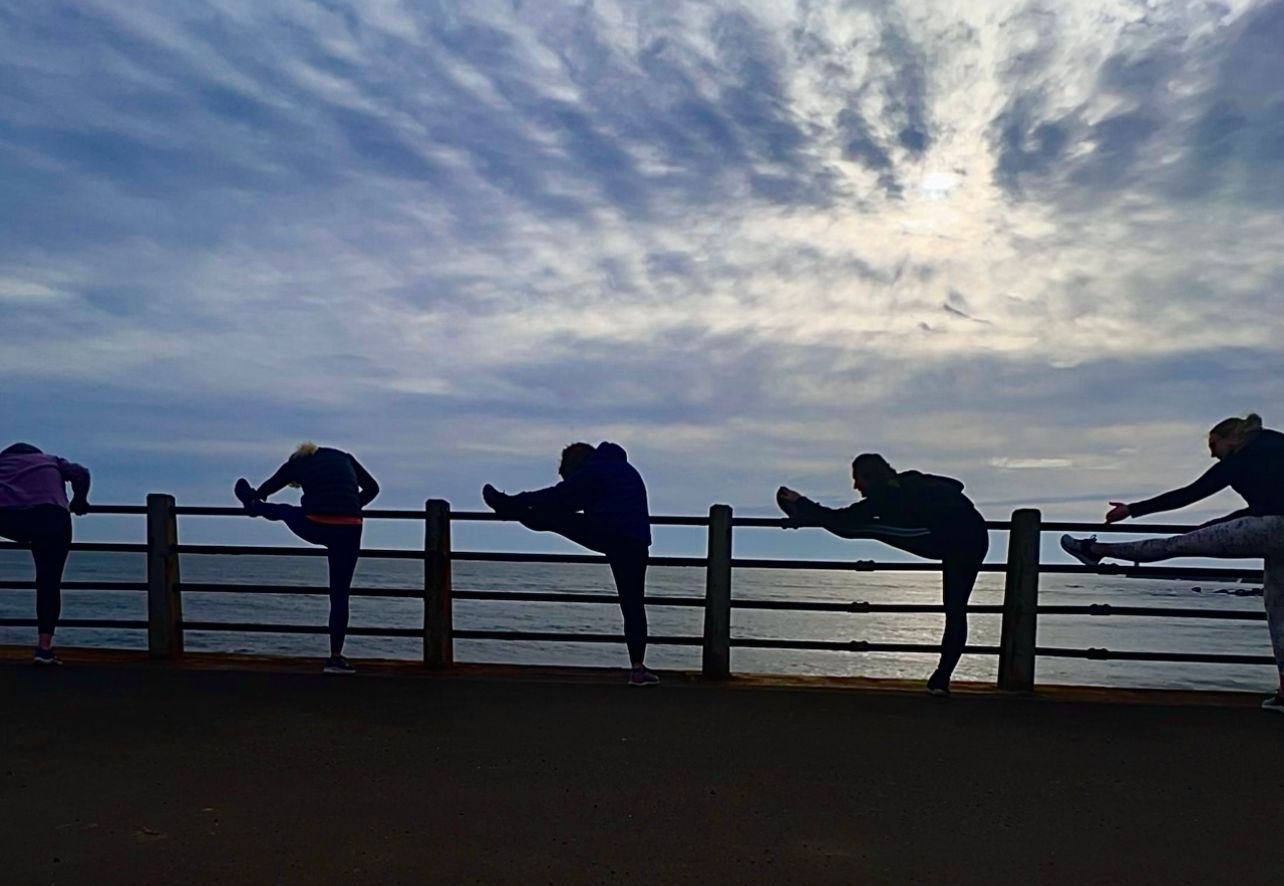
left=4, top=0, right=1283, bottom=552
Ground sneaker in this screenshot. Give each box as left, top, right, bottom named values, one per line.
left=323, top=656, right=355, bottom=675
left=926, top=671, right=950, bottom=698
left=627, top=666, right=660, bottom=687
left=481, top=484, right=519, bottom=517
left=234, top=478, right=259, bottom=514
left=1060, top=534, right=1103, bottom=567
left=1262, top=693, right=1284, bottom=714
left=33, top=647, right=63, bottom=666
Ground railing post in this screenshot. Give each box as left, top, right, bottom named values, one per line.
left=424, top=498, right=453, bottom=669
left=998, top=508, right=1041, bottom=691
left=702, top=504, right=733, bottom=679
left=146, top=493, right=183, bottom=658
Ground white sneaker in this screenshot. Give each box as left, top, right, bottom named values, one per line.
left=1262, top=693, right=1284, bottom=714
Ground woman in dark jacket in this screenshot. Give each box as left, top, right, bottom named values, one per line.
left=777, top=453, right=989, bottom=696
left=1061, top=414, right=1284, bottom=714
left=234, top=442, right=379, bottom=674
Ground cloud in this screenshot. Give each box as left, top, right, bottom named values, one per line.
left=2, top=0, right=1283, bottom=549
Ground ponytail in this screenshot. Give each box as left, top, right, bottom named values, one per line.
left=1209, top=414, right=1263, bottom=451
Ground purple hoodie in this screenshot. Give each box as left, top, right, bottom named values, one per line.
left=0, top=444, right=91, bottom=510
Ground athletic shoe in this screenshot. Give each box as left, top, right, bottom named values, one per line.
left=323, top=656, right=355, bottom=675
left=627, top=666, right=660, bottom=687
left=1060, top=534, right=1103, bottom=567
left=33, top=647, right=63, bottom=666
left=482, top=483, right=518, bottom=516
left=926, top=671, right=950, bottom=698
left=1262, top=693, right=1284, bottom=714
left=234, top=478, right=259, bottom=514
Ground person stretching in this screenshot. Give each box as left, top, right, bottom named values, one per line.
left=0, top=443, right=91, bottom=665
left=777, top=453, right=989, bottom=697
left=1061, top=414, right=1284, bottom=714
left=234, top=442, right=379, bottom=674
left=482, top=442, right=658, bottom=687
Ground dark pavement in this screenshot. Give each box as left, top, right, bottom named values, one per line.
left=1, top=656, right=1280, bottom=884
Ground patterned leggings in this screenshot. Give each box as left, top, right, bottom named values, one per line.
left=1097, top=516, right=1284, bottom=676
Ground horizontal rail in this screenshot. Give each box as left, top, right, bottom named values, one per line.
left=0, top=618, right=147, bottom=629
left=0, top=581, right=147, bottom=591
left=730, top=638, right=1002, bottom=655
left=453, top=590, right=706, bottom=607
left=0, top=542, right=148, bottom=553
left=176, top=583, right=422, bottom=598
left=173, top=544, right=423, bottom=559
left=1036, top=646, right=1275, bottom=665
left=1037, top=605, right=1265, bottom=620
left=452, top=551, right=707, bottom=567
left=180, top=621, right=421, bottom=637
left=451, top=629, right=702, bottom=646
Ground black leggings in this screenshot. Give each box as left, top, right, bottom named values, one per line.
left=824, top=519, right=989, bottom=681
left=512, top=508, right=649, bottom=665
left=0, top=505, right=72, bottom=636
left=252, top=502, right=361, bottom=657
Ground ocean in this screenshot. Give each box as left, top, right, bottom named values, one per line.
left=0, top=549, right=1273, bottom=692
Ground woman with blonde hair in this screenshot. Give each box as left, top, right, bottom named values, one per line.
left=234, top=442, right=379, bottom=674
left=1061, top=414, right=1284, bottom=713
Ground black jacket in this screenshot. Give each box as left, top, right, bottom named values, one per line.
left=788, top=470, right=984, bottom=540
left=255, top=448, right=379, bottom=517
left=1129, top=428, right=1284, bottom=523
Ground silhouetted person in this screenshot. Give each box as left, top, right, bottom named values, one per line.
left=1061, top=414, right=1284, bottom=715
left=0, top=443, right=91, bottom=665
left=483, top=442, right=658, bottom=686
left=777, top=453, right=989, bottom=696
left=234, top=442, right=379, bottom=674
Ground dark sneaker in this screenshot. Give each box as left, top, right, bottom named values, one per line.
left=323, top=656, right=355, bottom=675
left=926, top=671, right=950, bottom=698
left=1262, top=693, right=1284, bottom=714
left=628, top=666, right=660, bottom=687
left=1060, top=534, right=1102, bottom=567
left=234, top=478, right=260, bottom=514
left=33, top=647, right=63, bottom=666
left=482, top=483, right=513, bottom=513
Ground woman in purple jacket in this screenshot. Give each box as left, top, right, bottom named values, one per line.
left=0, top=443, right=91, bottom=665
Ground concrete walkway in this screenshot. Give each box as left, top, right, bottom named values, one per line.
left=1, top=655, right=1279, bottom=884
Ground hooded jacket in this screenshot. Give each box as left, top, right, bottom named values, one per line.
left=511, top=442, right=651, bottom=547
left=0, top=443, right=91, bottom=511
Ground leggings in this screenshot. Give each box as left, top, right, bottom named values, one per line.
left=511, top=507, right=649, bottom=665
left=1097, top=516, right=1284, bottom=676
left=823, top=517, right=990, bottom=681
left=252, top=502, right=362, bottom=657
left=0, top=505, right=72, bottom=636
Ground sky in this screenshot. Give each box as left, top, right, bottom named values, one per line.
left=4, top=0, right=1284, bottom=554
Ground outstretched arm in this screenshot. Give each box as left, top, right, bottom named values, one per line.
left=254, top=462, right=295, bottom=501
left=511, top=471, right=593, bottom=514
left=58, top=458, right=91, bottom=515
left=1125, top=462, right=1232, bottom=520
left=777, top=486, right=878, bottom=535
left=350, top=456, right=380, bottom=508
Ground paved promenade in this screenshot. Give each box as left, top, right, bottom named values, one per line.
left=1, top=651, right=1279, bottom=884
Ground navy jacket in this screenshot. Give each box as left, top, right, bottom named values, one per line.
left=788, top=470, right=985, bottom=543
left=255, top=447, right=379, bottom=517
left=1129, top=428, right=1284, bottom=523
left=512, top=442, right=651, bottom=547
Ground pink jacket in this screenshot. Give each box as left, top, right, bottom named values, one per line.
left=0, top=447, right=90, bottom=510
